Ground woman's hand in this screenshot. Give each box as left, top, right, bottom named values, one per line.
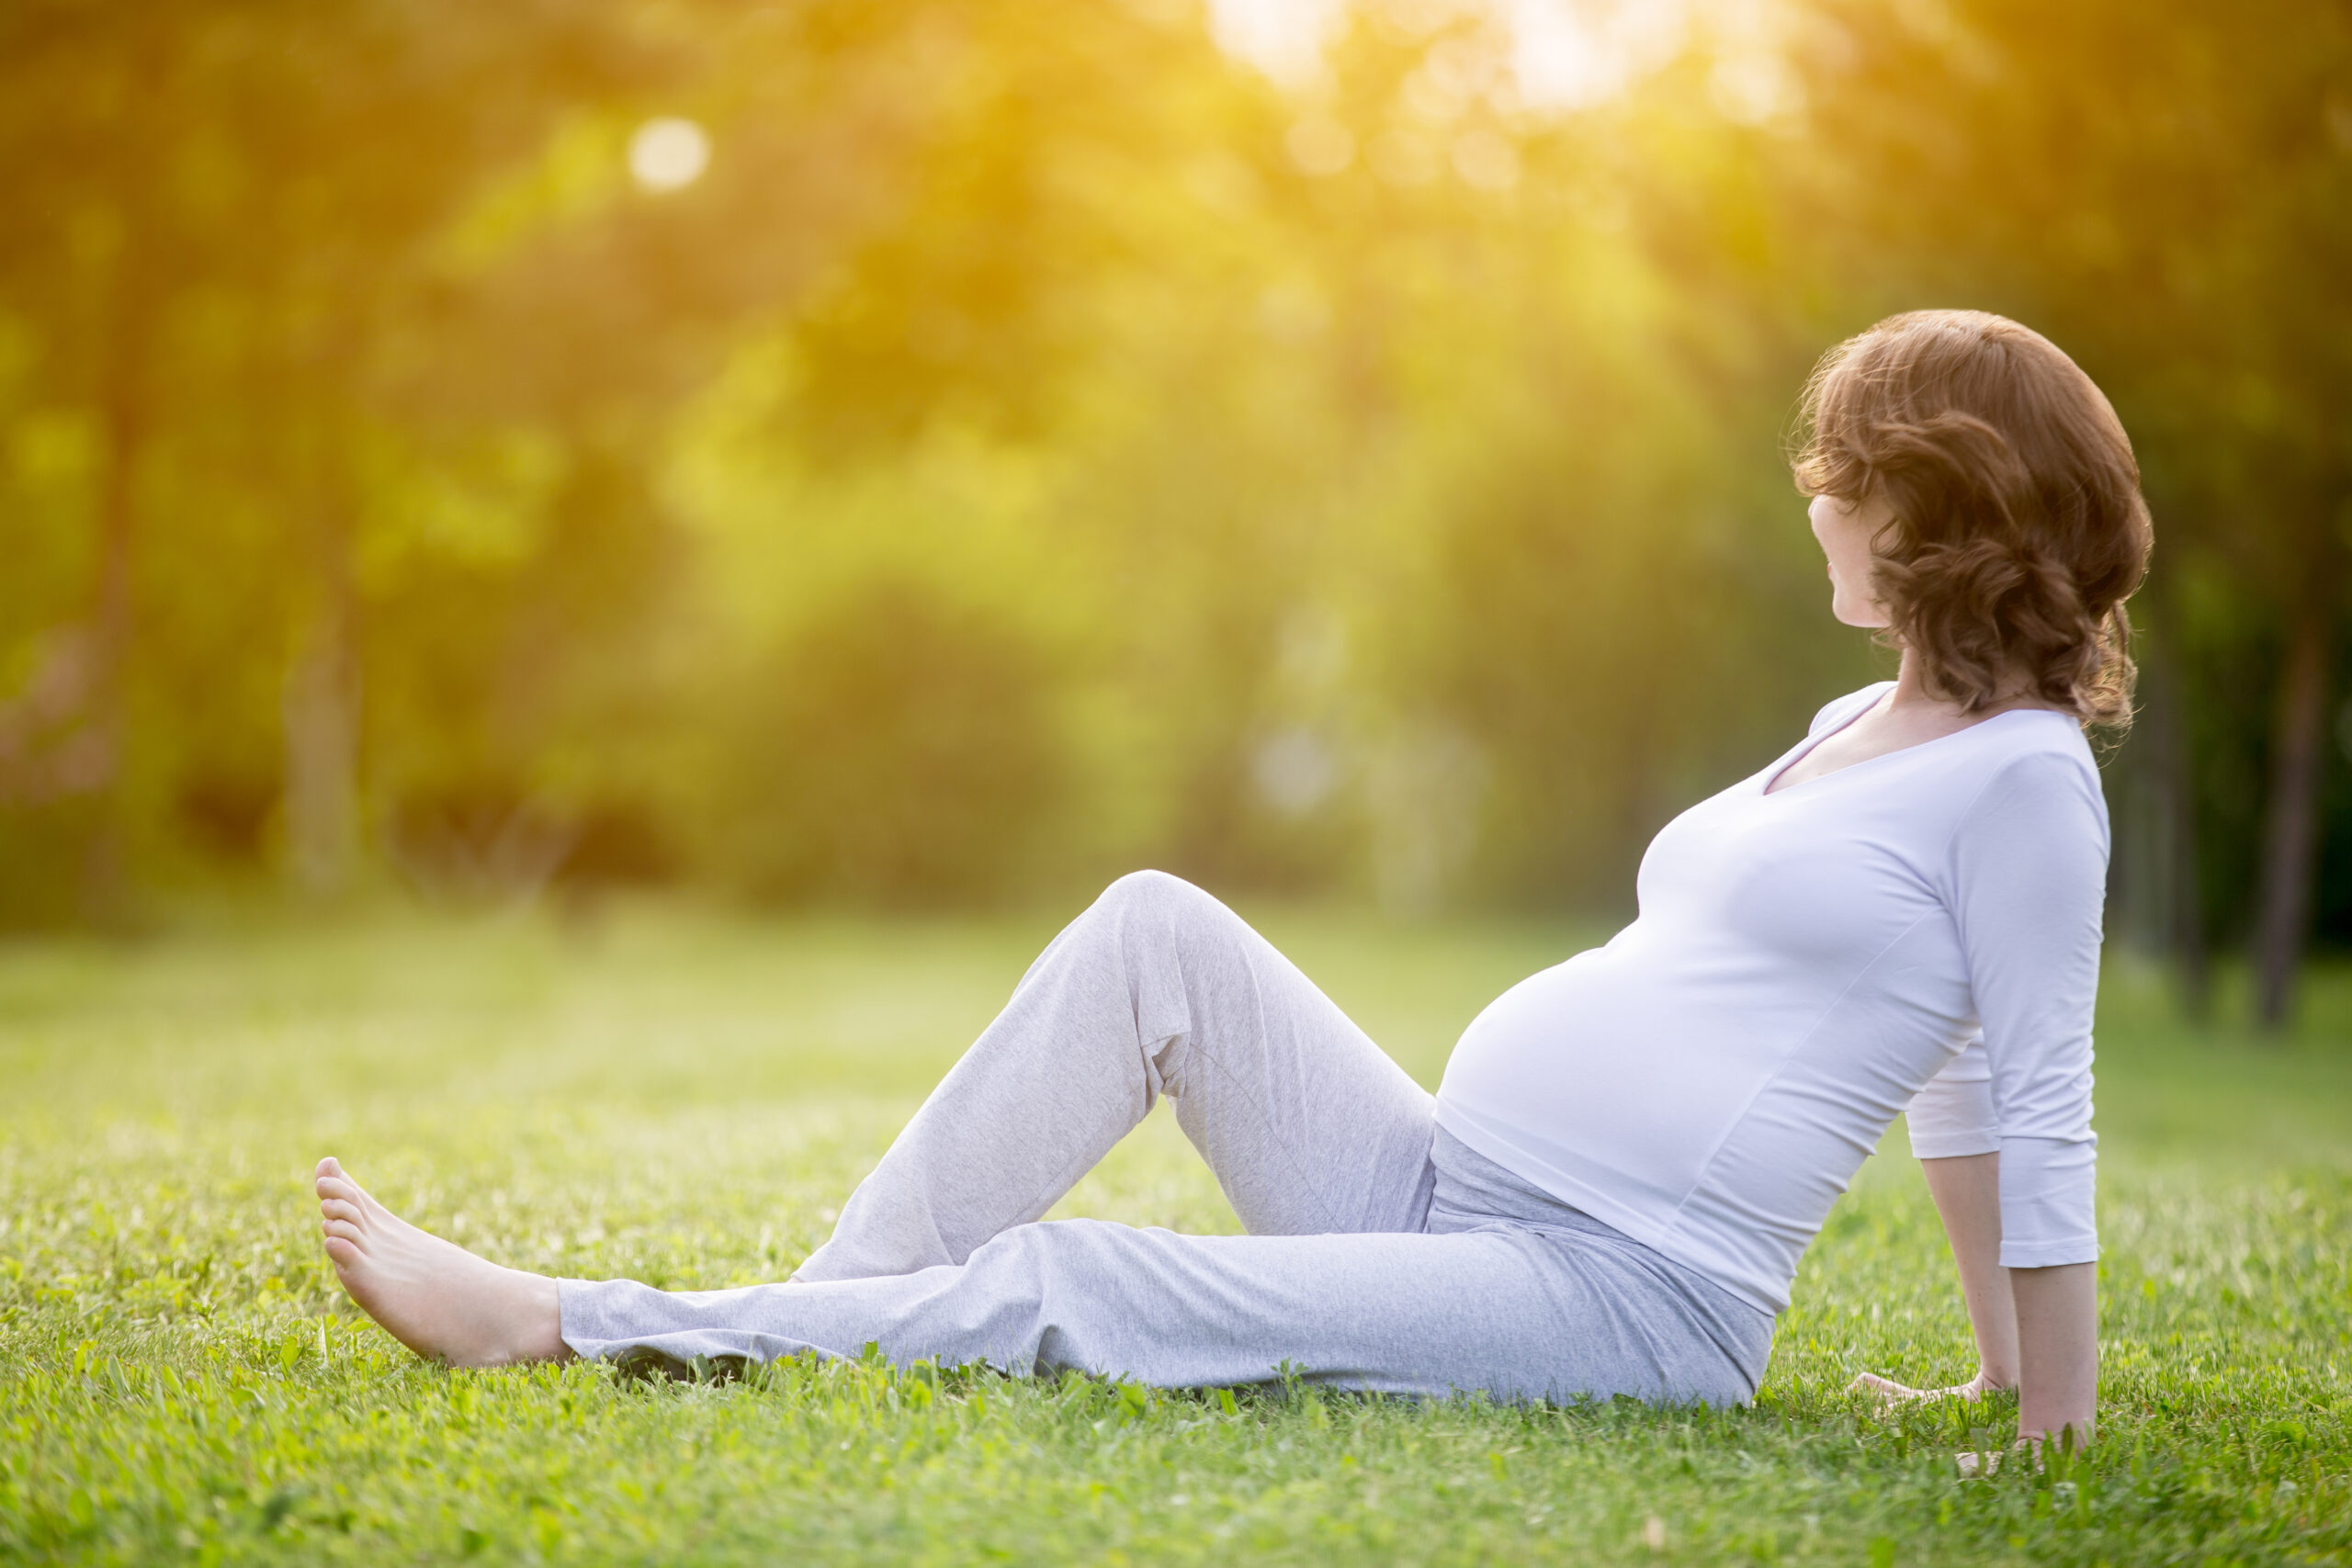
left=1849, top=1372, right=2048, bottom=1479
left=1848, top=1369, right=2010, bottom=1407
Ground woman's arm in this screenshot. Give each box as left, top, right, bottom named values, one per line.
left=1923, top=1151, right=2019, bottom=1391
left=2011, top=1260, right=2097, bottom=1445
left=1856, top=1152, right=2097, bottom=1447
left=1934, top=750, right=2103, bottom=1448
left=1852, top=1151, right=2017, bottom=1402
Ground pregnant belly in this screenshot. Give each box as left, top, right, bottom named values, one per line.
left=1437, top=946, right=1815, bottom=1211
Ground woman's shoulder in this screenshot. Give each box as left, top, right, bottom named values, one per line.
left=1967, top=705, right=2100, bottom=773
left=1951, top=713, right=2108, bottom=840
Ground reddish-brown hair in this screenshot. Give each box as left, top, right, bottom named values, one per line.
left=1791, top=310, right=2152, bottom=728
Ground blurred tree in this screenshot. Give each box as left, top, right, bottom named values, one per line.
left=3, top=0, right=2345, bottom=955
left=0, top=0, right=668, bottom=910
left=0, top=3, right=189, bottom=916
left=717, top=579, right=1065, bottom=907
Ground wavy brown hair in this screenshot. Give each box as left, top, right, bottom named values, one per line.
left=1791, top=310, right=2153, bottom=728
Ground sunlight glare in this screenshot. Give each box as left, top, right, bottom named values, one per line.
left=1212, top=0, right=1692, bottom=115
left=628, top=118, right=710, bottom=192
left=1508, top=0, right=1689, bottom=110
left=1210, top=0, right=1348, bottom=86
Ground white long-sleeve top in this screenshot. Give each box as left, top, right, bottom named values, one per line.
left=1435, top=682, right=2105, bottom=1314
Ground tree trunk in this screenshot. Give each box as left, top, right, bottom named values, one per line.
left=282, top=532, right=359, bottom=901
left=2130, top=649, right=2209, bottom=1018
left=78, top=262, right=153, bottom=926
left=2251, top=608, right=2334, bottom=1031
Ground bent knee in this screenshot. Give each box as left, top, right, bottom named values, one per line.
left=1097, top=868, right=1217, bottom=919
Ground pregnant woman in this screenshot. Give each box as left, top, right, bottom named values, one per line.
left=314, top=309, right=2148, bottom=1449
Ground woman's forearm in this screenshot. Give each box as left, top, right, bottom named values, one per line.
left=2012, top=1261, right=2098, bottom=1444
left=1919, top=1153, right=2019, bottom=1388
left=1918, top=1153, right=2097, bottom=1445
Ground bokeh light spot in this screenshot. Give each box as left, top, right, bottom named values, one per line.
left=628, top=117, right=710, bottom=192
left=1451, top=129, right=1521, bottom=191
left=1368, top=130, right=1439, bottom=186
left=1285, top=118, right=1355, bottom=176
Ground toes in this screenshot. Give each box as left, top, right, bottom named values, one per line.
left=313, top=1164, right=401, bottom=1231
left=323, top=1235, right=360, bottom=1269
left=321, top=1198, right=363, bottom=1226
left=318, top=1173, right=390, bottom=1220
left=317, top=1175, right=362, bottom=1206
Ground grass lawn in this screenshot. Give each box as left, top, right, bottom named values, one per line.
left=2, top=900, right=2347, bottom=1565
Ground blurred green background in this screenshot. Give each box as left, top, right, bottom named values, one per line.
left=2, top=0, right=2348, bottom=1022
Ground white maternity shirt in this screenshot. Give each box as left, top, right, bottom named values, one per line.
left=1435, top=682, right=2105, bottom=1314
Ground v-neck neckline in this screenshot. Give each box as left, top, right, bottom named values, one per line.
left=1759, top=687, right=2061, bottom=798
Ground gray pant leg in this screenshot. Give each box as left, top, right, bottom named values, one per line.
left=792, top=871, right=1436, bottom=1283
left=553, top=873, right=1769, bottom=1404
left=560, top=1218, right=1758, bottom=1405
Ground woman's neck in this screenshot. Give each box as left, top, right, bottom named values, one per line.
left=1887, top=648, right=2071, bottom=722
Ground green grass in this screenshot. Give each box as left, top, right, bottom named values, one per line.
left=2, top=902, right=2347, bottom=1565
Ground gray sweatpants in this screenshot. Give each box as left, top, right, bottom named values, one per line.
left=560, top=872, right=1772, bottom=1404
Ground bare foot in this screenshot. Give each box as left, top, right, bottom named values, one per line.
left=314, top=1156, right=568, bottom=1368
